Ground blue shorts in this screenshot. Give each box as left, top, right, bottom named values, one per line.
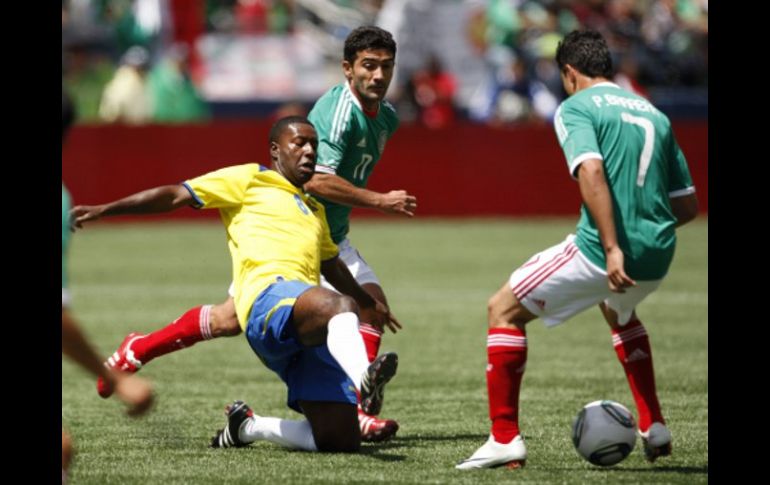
left=244, top=279, right=357, bottom=413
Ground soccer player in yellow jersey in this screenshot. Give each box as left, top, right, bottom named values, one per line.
left=71, top=117, right=400, bottom=452
left=87, top=27, right=407, bottom=443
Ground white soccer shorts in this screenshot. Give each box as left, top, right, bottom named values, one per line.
left=320, top=238, right=381, bottom=292
left=509, top=234, right=662, bottom=327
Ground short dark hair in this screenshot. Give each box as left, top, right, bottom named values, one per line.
left=268, top=116, right=314, bottom=144
left=555, top=30, right=613, bottom=79
left=343, top=26, right=396, bottom=64
left=63, top=87, right=76, bottom=141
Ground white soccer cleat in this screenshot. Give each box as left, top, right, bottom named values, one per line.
left=455, top=434, right=527, bottom=470
left=639, top=422, right=672, bottom=463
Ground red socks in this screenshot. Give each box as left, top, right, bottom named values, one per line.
left=358, top=322, right=382, bottom=363
left=132, top=305, right=214, bottom=363
left=486, top=327, right=527, bottom=444
left=611, top=320, right=664, bottom=431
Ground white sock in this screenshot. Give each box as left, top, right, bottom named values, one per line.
left=326, top=312, right=369, bottom=390
left=240, top=416, right=317, bottom=451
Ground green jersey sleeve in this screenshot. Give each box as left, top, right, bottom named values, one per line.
left=555, top=101, right=603, bottom=178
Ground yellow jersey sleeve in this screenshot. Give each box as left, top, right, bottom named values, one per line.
left=184, top=164, right=263, bottom=208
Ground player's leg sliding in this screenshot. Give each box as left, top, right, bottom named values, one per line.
left=356, top=322, right=399, bottom=441
left=325, top=312, right=398, bottom=417
left=211, top=400, right=318, bottom=451
left=611, top=319, right=672, bottom=461
left=457, top=327, right=528, bottom=469
left=359, top=352, right=398, bottom=417
left=97, top=305, right=215, bottom=397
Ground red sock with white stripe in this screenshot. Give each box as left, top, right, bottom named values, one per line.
left=611, top=319, right=665, bottom=431
left=131, top=305, right=214, bottom=364
left=486, top=327, right=527, bottom=444
left=358, top=323, right=382, bottom=363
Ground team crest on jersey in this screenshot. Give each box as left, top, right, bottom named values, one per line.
left=378, top=131, right=388, bottom=152
left=293, top=194, right=310, bottom=215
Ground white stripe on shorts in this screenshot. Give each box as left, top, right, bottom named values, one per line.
left=512, top=242, right=579, bottom=300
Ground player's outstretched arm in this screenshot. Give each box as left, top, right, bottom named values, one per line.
left=577, top=159, right=636, bottom=293
left=70, top=184, right=194, bottom=229
left=321, top=257, right=402, bottom=333
left=305, top=173, right=417, bottom=217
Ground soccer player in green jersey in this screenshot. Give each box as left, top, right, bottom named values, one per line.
left=62, top=90, right=154, bottom=483
left=456, top=30, right=699, bottom=470
left=87, top=26, right=412, bottom=442
left=71, top=116, right=400, bottom=453
left=304, top=24, right=415, bottom=435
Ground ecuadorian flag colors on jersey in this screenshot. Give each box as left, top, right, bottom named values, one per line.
left=309, top=82, right=399, bottom=243
left=184, top=164, right=338, bottom=328
left=554, top=82, right=695, bottom=280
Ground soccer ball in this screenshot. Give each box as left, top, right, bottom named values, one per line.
left=571, top=400, right=637, bottom=466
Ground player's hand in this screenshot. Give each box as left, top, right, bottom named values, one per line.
left=69, top=205, right=105, bottom=230
left=378, top=190, right=417, bottom=217
left=360, top=300, right=402, bottom=334
left=605, top=246, right=636, bottom=293
left=113, top=372, right=155, bottom=417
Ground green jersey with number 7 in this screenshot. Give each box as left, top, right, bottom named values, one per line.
left=554, top=82, right=695, bottom=280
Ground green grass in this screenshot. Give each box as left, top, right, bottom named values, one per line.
left=63, top=218, right=708, bottom=484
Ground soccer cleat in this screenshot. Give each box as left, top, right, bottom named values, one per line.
left=639, top=422, right=672, bottom=463
left=210, top=400, right=254, bottom=448
left=456, top=435, right=527, bottom=470
left=96, top=333, right=145, bottom=398
left=358, top=409, right=399, bottom=443
left=360, top=352, right=398, bottom=416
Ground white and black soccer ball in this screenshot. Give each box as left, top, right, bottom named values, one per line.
left=571, top=400, right=636, bottom=466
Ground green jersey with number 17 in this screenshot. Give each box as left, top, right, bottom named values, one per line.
left=554, top=82, right=695, bottom=280
left=308, top=82, right=399, bottom=243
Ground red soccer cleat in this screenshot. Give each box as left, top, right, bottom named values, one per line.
left=358, top=409, right=399, bottom=442
left=96, top=333, right=145, bottom=398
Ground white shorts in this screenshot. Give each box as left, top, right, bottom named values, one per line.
left=321, top=238, right=381, bottom=292
left=226, top=238, right=380, bottom=297
left=510, top=235, right=662, bottom=327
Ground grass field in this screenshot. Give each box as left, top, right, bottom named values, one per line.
left=63, top=218, right=708, bottom=484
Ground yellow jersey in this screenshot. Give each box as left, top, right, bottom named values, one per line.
left=184, top=164, right=338, bottom=329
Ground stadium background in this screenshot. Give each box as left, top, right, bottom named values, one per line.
left=62, top=0, right=708, bottom=215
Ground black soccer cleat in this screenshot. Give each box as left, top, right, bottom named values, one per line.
left=210, top=400, right=254, bottom=448
left=360, top=352, right=398, bottom=416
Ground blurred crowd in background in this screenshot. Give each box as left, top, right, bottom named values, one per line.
left=62, top=0, right=708, bottom=127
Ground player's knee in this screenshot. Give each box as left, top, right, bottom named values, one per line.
left=314, top=430, right=361, bottom=453
left=487, top=293, right=530, bottom=329
left=487, top=294, right=508, bottom=328
left=209, top=304, right=241, bottom=337
left=331, top=294, right=358, bottom=316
